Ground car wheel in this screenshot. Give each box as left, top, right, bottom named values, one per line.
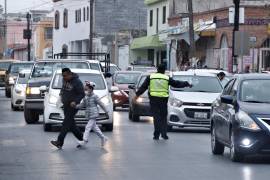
left=211, top=125, right=225, bottom=155
left=5, top=89, right=11, bottom=98
left=230, top=131, right=244, bottom=162
left=24, top=109, right=39, bottom=124
left=11, top=103, right=19, bottom=111
left=104, top=123, right=113, bottom=131
left=167, top=125, right=173, bottom=132
left=132, top=113, right=140, bottom=122
left=129, top=108, right=133, bottom=120
left=43, top=123, right=52, bottom=132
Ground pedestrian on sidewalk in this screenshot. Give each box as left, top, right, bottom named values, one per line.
left=73, top=81, right=109, bottom=148
left=134, top=64, right=192, bottom=140
left=51, top=68, right=85, bottom=149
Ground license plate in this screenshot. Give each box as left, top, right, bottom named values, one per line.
left=77, top=110, right=86, bottom=117
left=194, top=112, right=208, bottom=119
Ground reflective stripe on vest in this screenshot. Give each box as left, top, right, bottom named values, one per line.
left=149, top=73, right=169, bottom=97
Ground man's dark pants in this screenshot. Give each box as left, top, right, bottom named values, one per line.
left=150, top=97, right=168, bottom=138
left=57, top=105, right=83, bottom=145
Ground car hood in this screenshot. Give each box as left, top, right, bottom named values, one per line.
left=28, top=77, right=51, bottom=87
left=170, top=91, right=220, bottom=103
left=49, top=88, right=109, bottom=99
left=239, top=102, right=270, bottom=115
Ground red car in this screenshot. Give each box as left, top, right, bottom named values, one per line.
left=112, top=71, right=142, bottom=110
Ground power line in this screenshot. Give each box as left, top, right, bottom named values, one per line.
left=10, top=1, right=52, bottom=13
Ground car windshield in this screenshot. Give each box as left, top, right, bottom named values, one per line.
left=133, top=67, right=156, bottom=72
left=90, top=63, right=101, bottom=71
left=52, top=73, right=106, bottom=90
left=240, top=79, right=270, bottom=103
left=137, top=75, right=147, bottom=88
left=0, top=62, right=12, bottom=70
left=17, top=73, right=30, bottom=84
left=172, top=75, right=223, bottom=93
left=110, top=66, right=120, bottom=74
left=31, top=62, right=89, bottom=78
left=10, top=63, right=33, bottom=74
left=115, top=73, right=141, bottom=84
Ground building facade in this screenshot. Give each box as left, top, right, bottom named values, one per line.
left=168, top=0, right=270, bottom=72
left=33, top=17, right=53, bottom=59
left=130, top=0, right=169, bottom=66
left=52, top=0, right=147, bottom=62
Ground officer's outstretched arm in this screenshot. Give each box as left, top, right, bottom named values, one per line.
left=136, top=76, right=150, bottom=97
left=169, top=78, right=191, bottom=88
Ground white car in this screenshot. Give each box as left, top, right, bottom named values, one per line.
left=11, top=69, right=31, bottom=111
left=42, top=69, right=118, bottom=132
left=168, top=71, right=223, bottom=130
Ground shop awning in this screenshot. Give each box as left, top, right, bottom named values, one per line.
left=130, top=35, right=164, bottom=50
left=195, top=22, right=216, bottom=37
left=168, top=32, right=200, bottom=45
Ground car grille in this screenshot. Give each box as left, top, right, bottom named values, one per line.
left=185, top=120, right=210, bottom=125
left=183, top=102, right=212, bottom=107
left=75, top=113, right=108, bottom=122
left=184, top=108, right=211, bottom=119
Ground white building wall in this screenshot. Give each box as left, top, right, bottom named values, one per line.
left=53, top=0, right=90, bottom=54
left=147, top=0, right=169, bottom=36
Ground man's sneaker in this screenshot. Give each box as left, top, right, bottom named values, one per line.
left=50, top=140, right=62, bottom=149
left=77, top=140, right=87, bottom=148
left=161, top=135, right=169, bottom=140
left=153, top=136, right=159, bottom=140
left=101, top=137, right=108, bottom=147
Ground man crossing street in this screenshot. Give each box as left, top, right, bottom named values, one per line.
left=135, top=64, right=192, bottom=140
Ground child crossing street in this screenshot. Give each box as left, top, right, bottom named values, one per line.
left=71, top=81, right=109, bottom=148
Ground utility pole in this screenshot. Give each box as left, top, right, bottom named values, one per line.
left=187, top=0, right=195, bottom=60
left=89, top=0, right=94, bottom=55
left=232, top=0, right=240, bottom=72
left=3, top=0, right=7, bottom=58
left=25, top=13, right=32, bottom=61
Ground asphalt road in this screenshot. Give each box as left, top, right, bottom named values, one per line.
left=1, top=89, right=270, bottom=180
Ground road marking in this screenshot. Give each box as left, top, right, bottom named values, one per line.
left=1, top=139, right=26, bottom=147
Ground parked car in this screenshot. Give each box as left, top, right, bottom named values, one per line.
left=101, top=62, right=120, bottom=75
left=128, top=73, right=151, bottom=121
left=24, top=60, right=91, bottom=124
left=168, top=71, right=223, bottom=130
left=11, top=69, right=31, bottom=111
left=5, top=61, right=34, bottom=97
left=0, top=60, right=17, bottom=87
left=211, top=74, right=270, bottom=162
left=42, top=69, right=118, bottom=132
left=112, top=71, right=141, bottom=110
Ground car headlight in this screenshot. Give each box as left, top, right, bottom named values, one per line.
left=113, top=91, right=122, bottom=96
left=136, top=97, right=148, bottom=103
left=49, top=95, right=58, bottom=105
left=15, top=85, right=25, bottom=95
left=236, top=110, right=260, bottom=131
left=9, top=76, right=15, bottom=84
left=169, top=98, right=183, bottom=107
left=100, top=95, right=110, bottom=105
left=26, top=87, right=40, bottom=95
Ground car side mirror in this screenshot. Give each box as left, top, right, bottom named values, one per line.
left=221, top=95, right=234, bottom=105
left=110, top=86, right=119, bottom=93
left=39, top=85, right=48, bottom=92
left=104, top=72, right=112, bottom=78
left=128, top=85, right=135, bottom=90
left=19, top=73, right=25, bottom=78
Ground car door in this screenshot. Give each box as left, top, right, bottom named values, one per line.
left=223, top=79, right=238, bottom=143
left=216, top=79, right=235, bottom=142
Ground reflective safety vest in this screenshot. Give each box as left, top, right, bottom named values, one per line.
left=149, top=73, right=169, bottom=97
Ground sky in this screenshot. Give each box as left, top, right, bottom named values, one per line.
left=0, top=0, right=52, bottom=13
